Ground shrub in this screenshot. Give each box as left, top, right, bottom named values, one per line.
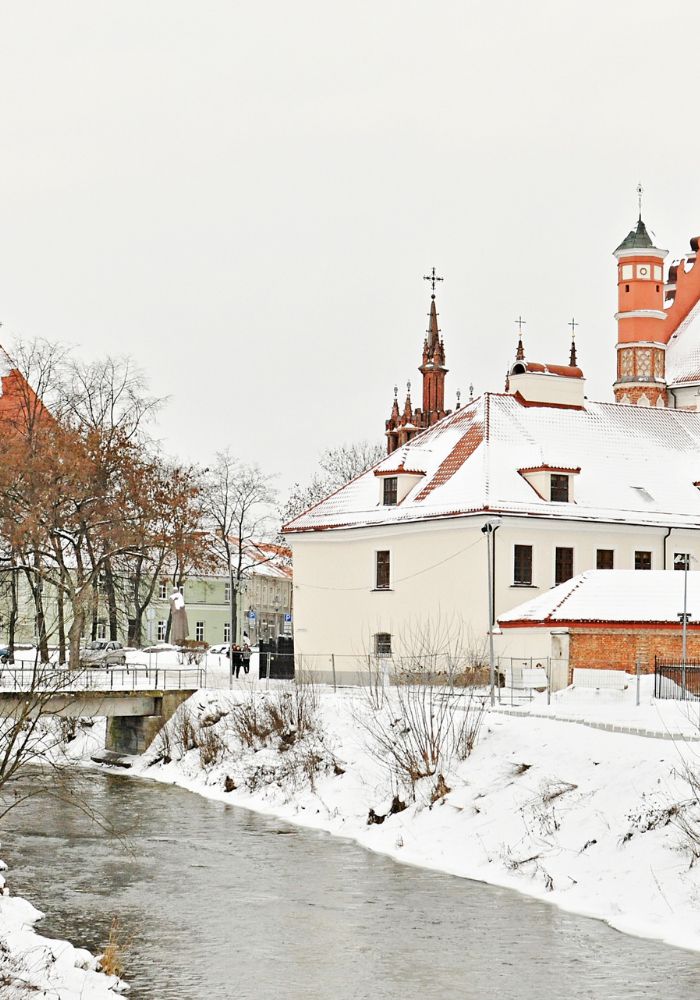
left=355, top=680, right=485, bottom=797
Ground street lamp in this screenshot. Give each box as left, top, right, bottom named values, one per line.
left=675, top=552, right=697, bottom=697
left=481, top=517, right=503, bottom=708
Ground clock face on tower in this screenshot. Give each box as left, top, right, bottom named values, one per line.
left=637, top=264, right=650, bottom=279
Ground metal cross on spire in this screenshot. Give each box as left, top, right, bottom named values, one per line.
left=515, top=315, right=526, bottom=334
left=568, top=316, right=579, bottom=339
left=423, top=267, right=444, bottom=297
left=637, top=182, right=644, bottom=220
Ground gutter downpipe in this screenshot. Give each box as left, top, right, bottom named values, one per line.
left=663, top=527, right=672, bottom=570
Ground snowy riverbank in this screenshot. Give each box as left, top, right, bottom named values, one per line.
left=0, top=881, right=125, bottom=998
left=107, top=676, right=700, bottom=954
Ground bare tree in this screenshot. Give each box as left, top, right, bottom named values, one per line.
left=280, top=438, right=383, bottom=526
left=201, top=451, right=277, bottom=644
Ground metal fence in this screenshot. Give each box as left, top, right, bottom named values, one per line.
left=0, top=663, right=205, bottom=692
left=654, top=657, right=700, bottom=701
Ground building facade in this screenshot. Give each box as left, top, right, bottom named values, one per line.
left=284, top=208, right=700, bottom=681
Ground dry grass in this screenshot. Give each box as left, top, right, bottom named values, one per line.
left=99, top=917, right=132, bottom=979
left=227, top=683, right=320, bottom=750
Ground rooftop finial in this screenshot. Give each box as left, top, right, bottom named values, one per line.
left=393, top=384, right=398, bottom=400
left=422, top=266, right=443, bottom=300
left=469, top=382, right=474, bottom=401
left=637, top=181, right=644, bottom=221
left=406, top=379, right=411, bottom=395
left=515, top=315, right=526, bottom=361
left=456, top=388, right=461, bottom=409
left=568, top=316, right=578, bottom=366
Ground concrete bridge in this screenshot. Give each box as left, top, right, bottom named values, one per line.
left=0, top=688, right=196, bottom=755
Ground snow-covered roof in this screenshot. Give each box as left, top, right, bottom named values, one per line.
left=284, top=392, right=700, bottom=532
left=499, top=570, right=700, bottom=626
left=666, top=299, right=700, bottom=387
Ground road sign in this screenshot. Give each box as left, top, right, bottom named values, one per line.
left=284, top=613, right=292, bottom=623
left=248, top=610, right=257, bottom=622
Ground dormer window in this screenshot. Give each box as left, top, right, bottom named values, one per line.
left=383, top=476, right=398, bottom=506
left=550, top=474, right=569, bottom=502
left=519, top=466, right=579, bottom=503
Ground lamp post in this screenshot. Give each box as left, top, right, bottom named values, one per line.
left=675, top=552, right=695, bottom=697
left=481, top=517, right=503, bottom=708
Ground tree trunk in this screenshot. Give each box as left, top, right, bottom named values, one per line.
left=90, top=579, right=98, bottom=641
left=68, top=589, right=88, bottom=669
left=7, top=565, right=18, bottom=665
left=57, top=585, right=66, bottom=665
left=104, top=559, right=119, bottom=641
left=24, top=560, right=49, bottom=664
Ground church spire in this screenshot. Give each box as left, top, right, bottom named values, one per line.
left=568, top=317, right=578, bottom=367
left=419, top=268, right=448, bottom=421
left=515, top=315, right=526, bottom=361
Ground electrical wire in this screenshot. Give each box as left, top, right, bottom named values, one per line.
left=293, top=535, right=483, bottom=592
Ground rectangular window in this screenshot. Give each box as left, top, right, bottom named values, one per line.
left=555, top=547, right=574, bottom=586
left=382, top=477, right=398, bottom=506
left=157, top=620, right=166, bottom=641
left=674, top=553, right=690, bottom=571
left=158, top=581, right=167, bottom=600
left=224, top=582, right=231, bottom=603
left=195, top=621, right=204, bottom=642
left=223, top=622, right=231, bottom=642
left=513, top=545, right=533, bottom=586
left=375, top=550, right=391, bottom=590
left=635, top=550, right=652, bottom=571
left=550, top=474, right=569, bottom=502
left=596, top=549, right=614, bottom=570
left=374, top=632, right=392, bottom=656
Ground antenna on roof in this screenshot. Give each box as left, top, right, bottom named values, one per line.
left=637, top=181, right=644, bottom=221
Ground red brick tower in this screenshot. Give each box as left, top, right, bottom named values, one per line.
left=613, top=201, right=669, bottom=406
left=419, top=294, right=448, bottom=418
left=385, top=270, right=452, bottom=454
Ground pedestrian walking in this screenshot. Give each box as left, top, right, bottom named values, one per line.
left=231, top=644, right=243, bottom=679
left=242, top=642, right=251, bottom=675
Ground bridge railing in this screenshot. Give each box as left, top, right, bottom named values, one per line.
left=0, top=664, right=205, bottom=692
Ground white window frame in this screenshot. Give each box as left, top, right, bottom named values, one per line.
left=157, top=620, right=167, bottom=641
left=158, top=581, right=167, bottom=600
left=195, top=621, right=205, bottom=642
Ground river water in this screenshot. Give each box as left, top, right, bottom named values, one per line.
left=3, top=771, right=700, bottom=1000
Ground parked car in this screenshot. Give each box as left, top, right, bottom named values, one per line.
left=0, top=646, right=9, bottom=665
left=80, top=640, right=127, bottom=667
left=208, top=643, right=230, bottom=655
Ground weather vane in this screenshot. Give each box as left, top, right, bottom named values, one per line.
left=637, top=182, right=644, bottom=220
left=423, top=267, right=444, bottom=297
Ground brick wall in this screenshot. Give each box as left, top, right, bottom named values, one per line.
left=570, top=626, right=700, bottom=674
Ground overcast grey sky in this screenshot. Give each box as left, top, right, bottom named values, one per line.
left=1, top=1, right=700, bottom=491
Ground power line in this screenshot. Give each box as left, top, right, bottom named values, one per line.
left=293, top=535, right=482, bottom=592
